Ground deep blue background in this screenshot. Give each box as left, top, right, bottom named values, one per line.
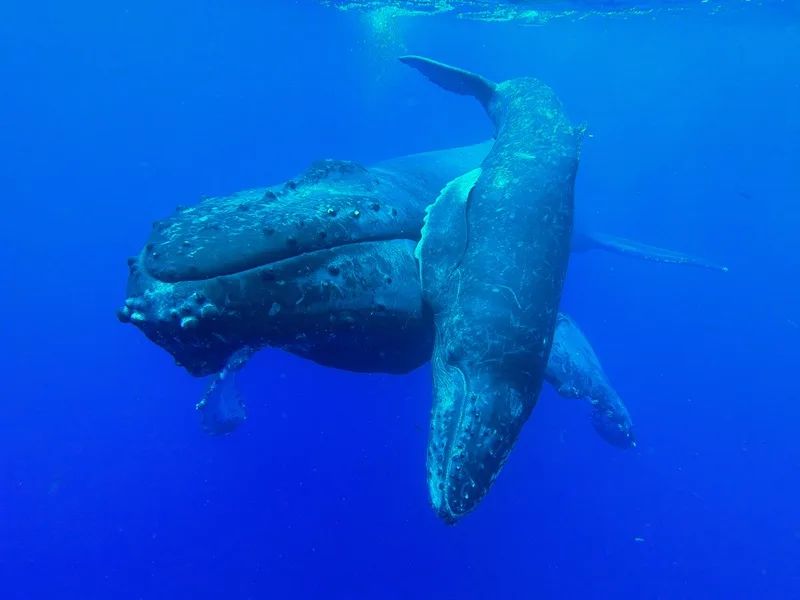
left=2, top=2, right=799, bottom=598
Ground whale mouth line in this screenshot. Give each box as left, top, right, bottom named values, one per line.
left=431, top=360, right=479, bottom=524
left=146, top=234, right=417, bottom=284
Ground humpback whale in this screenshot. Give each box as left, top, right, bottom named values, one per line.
left=400, top=56, right=584, bottom=522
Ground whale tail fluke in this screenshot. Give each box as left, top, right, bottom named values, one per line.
left=399, top=55, right=497, bottom=111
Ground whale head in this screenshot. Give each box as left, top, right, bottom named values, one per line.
left=117, top=158, right=431, bottom=377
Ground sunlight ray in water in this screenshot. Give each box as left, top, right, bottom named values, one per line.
left=362, top=7, right=409, bottom=62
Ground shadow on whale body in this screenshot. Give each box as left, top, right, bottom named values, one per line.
left=400, top=55, right=586, bottom=524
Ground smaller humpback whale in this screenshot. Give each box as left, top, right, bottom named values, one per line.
left=400, top=55, right=584, bottom=523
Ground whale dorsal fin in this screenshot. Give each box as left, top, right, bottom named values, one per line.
left=399, top=55, right=497, bottom=111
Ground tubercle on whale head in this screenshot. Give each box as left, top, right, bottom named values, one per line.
left=132, top=154, right=420, bottom=287
left=116, top=255, right=238, bottom=377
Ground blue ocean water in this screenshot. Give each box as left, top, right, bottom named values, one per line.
left=1, top=1, right=799, bottom=598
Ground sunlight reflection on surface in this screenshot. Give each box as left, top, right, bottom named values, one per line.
left=319, top=0, right=776, bottom=24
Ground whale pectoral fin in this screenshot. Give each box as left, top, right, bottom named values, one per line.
left=547, top=313, right=635, bottom=449
left=196, top=347, right=255, bottom=436
left=577, top=230, right=728, bottom=273
left=399, top=55, right=497, bottom=111
left=415, top=168, right=482, bottom=306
